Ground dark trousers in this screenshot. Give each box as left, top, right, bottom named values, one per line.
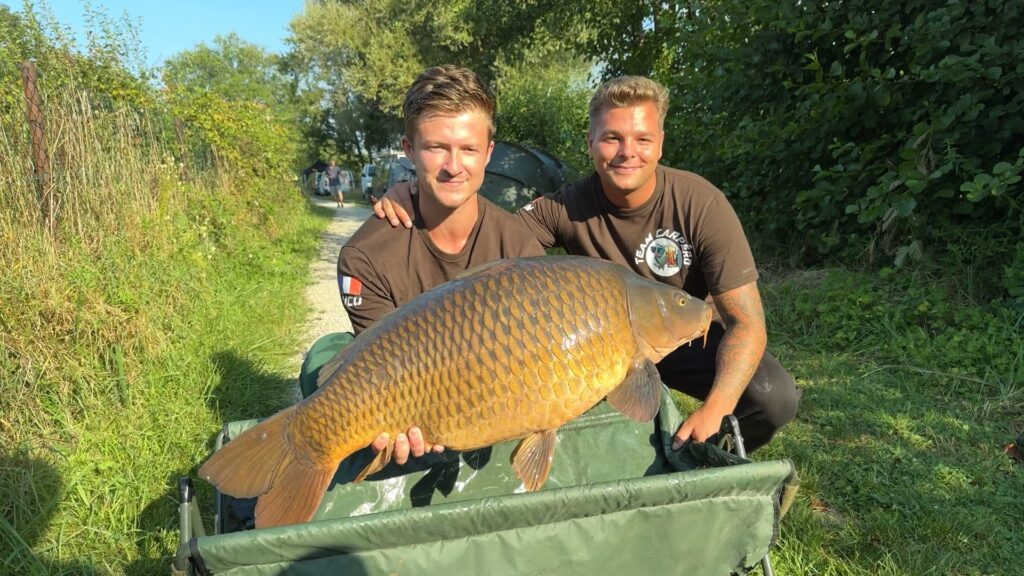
left=656, top=322, right=800, bottom=452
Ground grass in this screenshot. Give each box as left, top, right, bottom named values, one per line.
left=2, top=79, right=1021, bottom=576
left=748, top=268, right=1023, bottom=575
left=0, top=84, right=333, bottom=574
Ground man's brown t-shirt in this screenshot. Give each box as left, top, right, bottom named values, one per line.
left=516, top=165, right=757, bottom=299
left=338, top=197, right=545, bottom=334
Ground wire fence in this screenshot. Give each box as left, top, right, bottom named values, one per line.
left=16, top=60, right=56, bottom=235
left=1, top=59, right=218, bottom=251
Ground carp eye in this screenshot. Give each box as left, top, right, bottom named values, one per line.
left=675, top=295, right=688, bottom=307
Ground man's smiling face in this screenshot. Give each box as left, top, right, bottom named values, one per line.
left=587, top=102, right=664, bottom=203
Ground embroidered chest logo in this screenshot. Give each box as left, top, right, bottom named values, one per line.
left=339, top=275, right=363, bottom=307
left=635, top=229, right=692, bottom=277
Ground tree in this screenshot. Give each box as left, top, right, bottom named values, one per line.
left=285, top=0, right=588, bottom=164
left=163, top=34, right=300, bottom=178
left=162, top=33, right=295, bottom=114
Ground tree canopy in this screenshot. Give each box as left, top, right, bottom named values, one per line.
left=285, top=0, right=1023, bottom=301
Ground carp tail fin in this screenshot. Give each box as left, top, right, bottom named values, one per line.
left=198, top=405, right=339, bottom=528
left=198, top=406, right=298, bottom=499
left=254, top=461, right=335, bottom=529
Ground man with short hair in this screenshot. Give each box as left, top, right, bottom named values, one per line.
left=337, top=65, right=545, bottom=335
left=310, top=65, right=544, bottom=463
left=377, top=75, right=800, bottom=454
left=325, top=159, right=344, bottom=207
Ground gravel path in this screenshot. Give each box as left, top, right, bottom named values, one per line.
left=293, top=196, right=370, bottom=367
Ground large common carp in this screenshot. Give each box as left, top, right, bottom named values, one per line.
left=200, top=256, right=712, bottom=528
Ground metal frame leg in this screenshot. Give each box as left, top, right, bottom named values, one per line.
left=719, top=415, right=776, bottom=576
left=172, top=477, right=205, bottom=575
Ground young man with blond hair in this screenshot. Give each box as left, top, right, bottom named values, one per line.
left=379, top=75, right=800, bottom=455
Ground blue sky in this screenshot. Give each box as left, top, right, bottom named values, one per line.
left=2, top=0, right=305, bottom=66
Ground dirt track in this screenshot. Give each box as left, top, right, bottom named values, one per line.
left=293, top=196, right=370, bottom=367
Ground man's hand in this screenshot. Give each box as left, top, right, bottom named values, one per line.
left=372, top=181, right=417, bottom=228
left=672, top=404, right=728, bottom=450
left=370, top=426, right=444, bottom=465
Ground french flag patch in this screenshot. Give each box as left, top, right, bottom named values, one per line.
left=340, top=275, right=363, bottom=296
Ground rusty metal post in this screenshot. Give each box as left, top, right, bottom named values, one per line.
left=19, top=60, right=56, bottom=234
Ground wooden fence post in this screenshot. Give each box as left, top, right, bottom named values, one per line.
left=19, top=60, right=56, bottom=234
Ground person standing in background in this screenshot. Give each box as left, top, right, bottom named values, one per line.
left=326, top=159, right=344, bottom=207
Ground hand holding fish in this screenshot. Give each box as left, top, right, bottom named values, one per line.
left=371, top=426, right=445, bottom=464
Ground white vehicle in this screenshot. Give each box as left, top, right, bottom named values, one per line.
left=360, top=164, right=376, bottom=200
left=338, top=170, right=354, bottom=194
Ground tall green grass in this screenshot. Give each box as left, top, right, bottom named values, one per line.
left=1, top=80, right=329, bottom=574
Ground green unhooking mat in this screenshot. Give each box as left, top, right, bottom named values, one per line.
left=175, top=385, right=796, bottom=576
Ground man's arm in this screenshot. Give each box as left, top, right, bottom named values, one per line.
left=513, top=195, right=561, bottom=249
left=671, top=281, right=767, bottom=449
left=337, top=247, right=398, bottom=335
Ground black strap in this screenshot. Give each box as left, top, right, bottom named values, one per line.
left=189, top=537, right=211, bottom=576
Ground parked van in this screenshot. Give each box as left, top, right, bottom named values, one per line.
left=371, top=156, right=415, bottom=202
left=360, top=164, right=376, bottom=199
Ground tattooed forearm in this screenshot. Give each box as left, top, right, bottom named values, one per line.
left=707, top=282, right=767, bottom=411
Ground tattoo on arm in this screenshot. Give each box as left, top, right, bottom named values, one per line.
left=709, top=283, right=767, bottom=410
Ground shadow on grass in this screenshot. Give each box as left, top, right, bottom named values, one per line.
left=1, top=449, right=101, bottom=575
left=207, top=349, right=299, bottom=423
left=127, top=349, right=301, bottom=575
left=761, top=348, right=1022, bottom=575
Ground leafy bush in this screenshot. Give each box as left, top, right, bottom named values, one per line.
left=651, top=0, right=1023, bottom=298
left=494, top=49, right=593, bottom=173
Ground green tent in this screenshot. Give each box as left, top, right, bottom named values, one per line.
left=479, top=141, right=578, bottom=212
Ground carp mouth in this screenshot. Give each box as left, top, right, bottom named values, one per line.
left=643, top=306, right=714, bottom=361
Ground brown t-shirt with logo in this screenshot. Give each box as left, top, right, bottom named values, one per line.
left=338, top=197, right=545, bottom=334
left=516, top=165, right=757, bottom=299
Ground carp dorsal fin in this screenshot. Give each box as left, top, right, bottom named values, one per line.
left=354, top=439, right=393, bottom=483
left=453, top=258, right=517, bottom=280
left=314, top=349, right=348, bottom=391
left=510, top=429, right=558, bottom=491
left=606, top=358, right=663, bottom=422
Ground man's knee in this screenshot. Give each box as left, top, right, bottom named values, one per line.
left=747, top=353, right=800, bottom=428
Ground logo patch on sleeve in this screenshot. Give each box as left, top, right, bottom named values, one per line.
left=341, top=275, right=363, bottom=296
left=339, top=275, right=363, bottom=307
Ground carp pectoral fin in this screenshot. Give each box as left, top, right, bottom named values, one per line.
left=606, top=358, right=663, bottom=422
left=354, top=440, right=393, bottom=483
left=254, top=462, right=334, bottom=529
left=510, top=429, right=557, bottom=491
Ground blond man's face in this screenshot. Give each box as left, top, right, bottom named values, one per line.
left=587, top=102, right=664, bottom=199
